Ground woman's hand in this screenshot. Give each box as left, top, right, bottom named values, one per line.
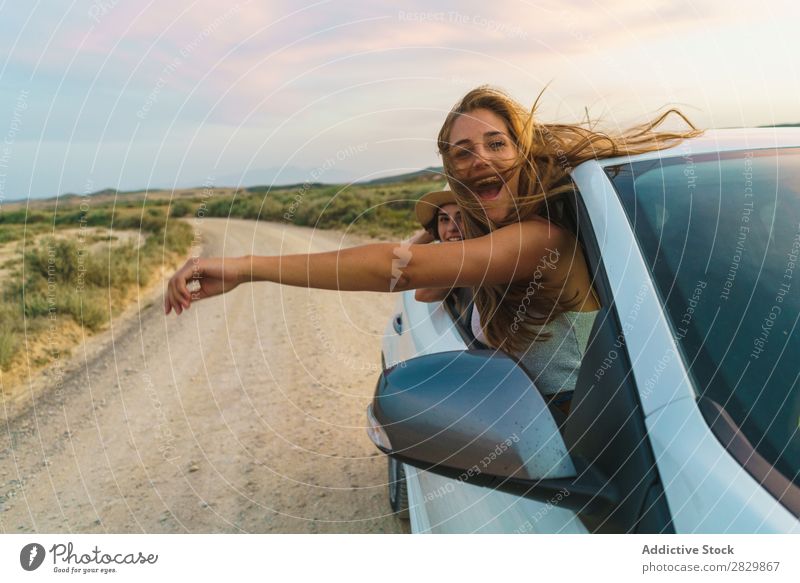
left=164, top=256, right=244, bottom=315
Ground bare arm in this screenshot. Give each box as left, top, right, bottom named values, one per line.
left=243, top=243, right=401, bottom=291
left=244, top=221, right=568, bottom=289
left=165, top=220, right=570, bottom=314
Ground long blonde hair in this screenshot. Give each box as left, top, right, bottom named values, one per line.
left=437, top=85, right=702, bottom=354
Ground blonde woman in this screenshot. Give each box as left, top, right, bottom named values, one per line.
left=165, top=86, right=700, bottom=410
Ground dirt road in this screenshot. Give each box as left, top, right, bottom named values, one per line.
left=0, top=218, right=408, bottom=533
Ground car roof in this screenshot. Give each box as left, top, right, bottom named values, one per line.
left=595, top=127, right=800, bottom=167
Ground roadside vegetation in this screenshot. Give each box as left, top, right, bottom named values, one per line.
left=0, top=201, right=192, bottom=371
left=0, top=173, right=444, bottom=373
left=193, top=177, right=441, bottom=238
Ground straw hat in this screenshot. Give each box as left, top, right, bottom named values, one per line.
left=414, top=184, right=457, bottom=227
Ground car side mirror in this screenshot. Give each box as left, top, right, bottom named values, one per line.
left=367, top=350, right=619, bottom=515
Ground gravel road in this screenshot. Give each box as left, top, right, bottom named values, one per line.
left=0, top=218, right=408, bottom=533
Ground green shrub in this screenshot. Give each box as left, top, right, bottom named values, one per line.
left=62, top=288, right=109, bottom=332
left=169, top=200, right=193, bottom=218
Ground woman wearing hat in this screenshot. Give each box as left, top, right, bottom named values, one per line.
left=413, top=184, right=464, bottom=244
left=408, top=184, right=465, bottom=303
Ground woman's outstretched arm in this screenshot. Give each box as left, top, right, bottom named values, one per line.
left=164, top=220, right=570, bottom=315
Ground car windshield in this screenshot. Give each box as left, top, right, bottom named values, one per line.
left=607, top=146, right=800, bottom=487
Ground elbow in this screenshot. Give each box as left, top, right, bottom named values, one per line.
left=388, top=272, right=413, bottom=293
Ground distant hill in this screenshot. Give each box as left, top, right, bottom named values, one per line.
left=1, top=165, right=446, bottom=211
left=358, top=166, right=444, bottom=186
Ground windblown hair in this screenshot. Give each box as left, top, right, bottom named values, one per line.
left=423, top=213, right=440, bottom=241
left=437, top=85, right=703, bottom=354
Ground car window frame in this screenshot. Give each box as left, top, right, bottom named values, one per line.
left=565, top=185, right=676, bottom=533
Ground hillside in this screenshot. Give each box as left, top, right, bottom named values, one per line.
left=2, top=166, right=447, bottom=240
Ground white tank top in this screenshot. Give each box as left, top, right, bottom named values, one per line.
left=470, top=305, right=598, bottom=395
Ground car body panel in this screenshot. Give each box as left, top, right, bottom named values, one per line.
left=407, top=465, right=587, bottom=534
left=382, top=293, right=464, bottom=369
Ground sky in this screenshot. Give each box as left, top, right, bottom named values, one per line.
left=0, top=0, right=798, bottom=200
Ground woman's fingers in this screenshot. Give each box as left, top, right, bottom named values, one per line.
left=165, top=257, right=235, bottom=315
left=165, top=262, right=191, bottom=315
left=166, top=259, right=211, bottom=315
left=166, top=279, right=178, bottom=315
left=178, top=261, right=193, bottom=301
left=178, top=261, right=197, bottom=307
left=168, top=282, right=184, bottom=314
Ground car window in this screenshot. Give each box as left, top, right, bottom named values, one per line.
left=606, top=147, right=800, bottom=487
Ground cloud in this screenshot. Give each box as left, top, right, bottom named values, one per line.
left=2, top=0, right=798, bottom=198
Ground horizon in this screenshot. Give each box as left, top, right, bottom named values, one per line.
left=1, top=1, right=799, bottom=201
left=1, top=164, right=449, bottom=206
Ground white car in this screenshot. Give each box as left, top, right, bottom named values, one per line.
left=368, top=129, right=800, bottom=533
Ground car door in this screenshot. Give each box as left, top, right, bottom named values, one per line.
left=382, top=291, right=465, bottom=369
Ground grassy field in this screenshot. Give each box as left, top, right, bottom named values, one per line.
left=0, top=202, right=193, bottom=372
left=0, top=173, right=445, bottom=373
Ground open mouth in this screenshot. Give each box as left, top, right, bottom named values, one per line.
left=472, top=176, right=503, bottom=201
